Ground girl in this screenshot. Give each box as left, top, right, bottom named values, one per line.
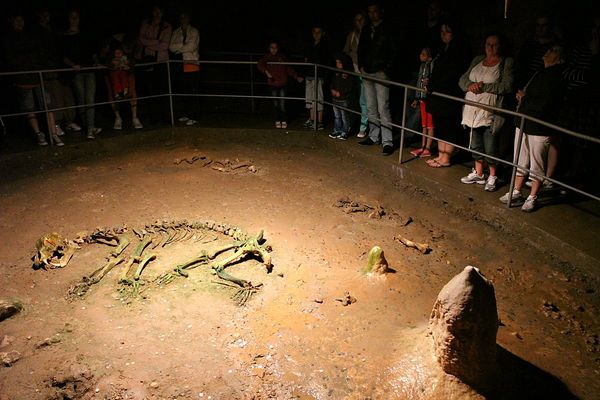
left=410, top=47, right=434, bottom=158
left=257, top=41, right=303, bottom=129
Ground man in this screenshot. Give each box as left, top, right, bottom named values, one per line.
left=357, top=3, right=395, bottom=155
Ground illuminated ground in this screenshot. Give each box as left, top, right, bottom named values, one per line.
left=0, top=126, right=598, bottom=399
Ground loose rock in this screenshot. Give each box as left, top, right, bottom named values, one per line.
left=0, top=300, right=22, bottom=322
left=0, top=350, right=21, bottom=367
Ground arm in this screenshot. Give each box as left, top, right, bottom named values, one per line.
left=482, top=57, right=514, bottom=95
left=139, top=22, right=159, bottom=49
left=343, top=32, right=352, bottom=55
left=257, top=55, right=269, bottom=74
left=169, top=29, right=183, bottom=53
left=155, top=24, right=172, bottom=52
left=179, top=27, right=199, bottom=54
left=458, top=56, right=484, bottom=92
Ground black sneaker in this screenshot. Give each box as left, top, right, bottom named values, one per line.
left=337, top=133, right=349, bottom=140
left=382, top=145, right=394, bottom=155
left=359, top=137, right=376, bottom=145
left=317, top=123, right=324, bottom=131
left=328, top=131, right=340, bottom=139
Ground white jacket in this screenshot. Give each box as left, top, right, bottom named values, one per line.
left=169, top=26, right=199, bottom=61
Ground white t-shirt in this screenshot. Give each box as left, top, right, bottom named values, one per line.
left=461, top=61, right=500, bottom=128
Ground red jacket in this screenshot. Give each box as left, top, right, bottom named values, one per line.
left=257, top=53, right=298, bottom=88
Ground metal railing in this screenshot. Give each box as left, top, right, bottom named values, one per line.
left=0, top=58, right=598, bottom=206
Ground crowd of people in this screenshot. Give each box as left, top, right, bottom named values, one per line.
left=257, top=2, right=598, bottom=212
left=1, top=2, right=599, bottom=212
left=1, top=5, right=201, bottom=145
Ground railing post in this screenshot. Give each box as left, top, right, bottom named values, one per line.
left=250, top=54, right=256, bottom=113
left=166, top=61, right=175, bottom=127
left=38, top=71, right=53, bottom=146
left=507, top=116, right=526, bottom=208
left=313, top=63, right=318, bottom=131
left=398, top=86, right=408, bottom=164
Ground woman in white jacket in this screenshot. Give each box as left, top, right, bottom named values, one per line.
left=169, top=12, right=200, bottom=125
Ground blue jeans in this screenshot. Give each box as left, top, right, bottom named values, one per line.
left=469, top=125, right=499, bottom=165
left=359, top=78, right=369, bottom=132
left=270, top=87, right=287, bottom=121
left=72, top=72, right=97, bottom=130
left=333, top=99, right=350, bottom=134
left=363, top=71, right=392, bottom=146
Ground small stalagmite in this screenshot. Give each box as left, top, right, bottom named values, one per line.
left=363, top=246, right=389, bottom=275
left=429, top=266, right=498, bottom=388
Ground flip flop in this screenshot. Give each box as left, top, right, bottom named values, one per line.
left=427, top=159, right=451, bottom=168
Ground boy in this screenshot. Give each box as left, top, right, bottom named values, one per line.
left=329, top=54, right=355, bottom=140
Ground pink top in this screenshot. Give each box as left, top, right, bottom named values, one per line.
left=137, top=19, right=172, bottom=62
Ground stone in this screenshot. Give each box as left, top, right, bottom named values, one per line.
left=0, top=350, right=21, bottom=367
left=429, top=266, right=498, bottom=388
left=0, top=335, right=15, bottom=349
left=0, top=300, right=22, bottom=322
left=363, top=246, right=389, bottom=275
left=150, top=381, right=159, bottom=388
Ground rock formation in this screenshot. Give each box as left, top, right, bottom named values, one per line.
left=430, top=266, right=498, bottom=388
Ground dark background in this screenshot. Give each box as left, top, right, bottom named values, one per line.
left=1, top=0, right=596, bottom=57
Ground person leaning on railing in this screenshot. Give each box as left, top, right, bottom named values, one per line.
left=458, top=32, right=514, bottom=192
left=499, top=45, right=567, bottom=212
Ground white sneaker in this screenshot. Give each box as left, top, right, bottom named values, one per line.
left=113, top=117, right=123, bottom=130
left=357, top=131, right=367, bottom=138
left=275, top=121, right=282, bottom=128
left=178, top=116, right=189, bottom=122
left=461, top=169, right=486, bottom=184
left=52, top=134, right=64, bottom=147
left=55, top=125, right=65, bottom=136
left=281, top=121, right=288, bottom=129
left=521, top=195, right=537, bottom=212
left=87, top=127, right=101, bottom=140
left=66, top=122, right=81, bottom=132
left=37, top=132, right=48, bottom=146
left=132, top=117, right=143, bottom=129
left=484, top=175, right=498, bottom=192
left=186, top=119, right=197, bottom=126
left=499, top=189, right=523, bottom=204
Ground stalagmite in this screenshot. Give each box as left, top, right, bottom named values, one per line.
left=363, top=246, right=389, bottom=275
left=429, top=266, right=498, bottom=388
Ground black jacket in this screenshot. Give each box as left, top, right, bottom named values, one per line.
left=518, top=64, right=566, bottom=135
left=357, top=20, right=395, bottom=75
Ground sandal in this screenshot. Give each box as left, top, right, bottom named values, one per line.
left=427, top=159, right=451, bottom=168
left=410, top=148, right=424, bottom=157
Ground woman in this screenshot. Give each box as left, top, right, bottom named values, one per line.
left=63, top=10, right=101, bottom=140
left=169, top=12, right=200, bottom=125
left=458, top=33, right=514, bottom=191
left=425, top=20, right=470, bottom=167
left=499, top=45, right=566, bottom=212
left=343, top=12, right=368, bottom=137
left=137, top=4, right=172, bottom=109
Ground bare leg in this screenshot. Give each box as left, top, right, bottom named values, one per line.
left=546, top=142, right=558, bottom=179
left=474, top=159, right=484, bottom=176
left=425, top=127, right=434, bottom=150
left=27, top=114, right=40, bottom=133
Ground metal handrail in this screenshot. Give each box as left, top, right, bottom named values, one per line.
left=1, top=59, right=598, bottom=204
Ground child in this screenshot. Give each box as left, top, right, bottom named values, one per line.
left=110, top=47, right=131, bottom=100
left=410, top=47, right=434, bottom=158
left=257, top=41, right=303, bottom=129
left=328, top=54, right=355, bottom=140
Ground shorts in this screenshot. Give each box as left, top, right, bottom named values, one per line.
left=419, top=100, right=433, bottom=129
left=305, top=78, right=324, bottom=111
left=17, top=85, right=51, bottom=113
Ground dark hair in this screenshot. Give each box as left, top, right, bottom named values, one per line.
left=482, top=32, right=507, bottom=56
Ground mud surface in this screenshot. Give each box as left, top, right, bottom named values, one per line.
left=0, top=127, right=598, bottom=399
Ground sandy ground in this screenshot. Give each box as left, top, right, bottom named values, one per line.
left=0, top=126, right=598, bottom=400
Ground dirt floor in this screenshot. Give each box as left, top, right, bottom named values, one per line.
left=0, top=126, right=599, bottom=400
